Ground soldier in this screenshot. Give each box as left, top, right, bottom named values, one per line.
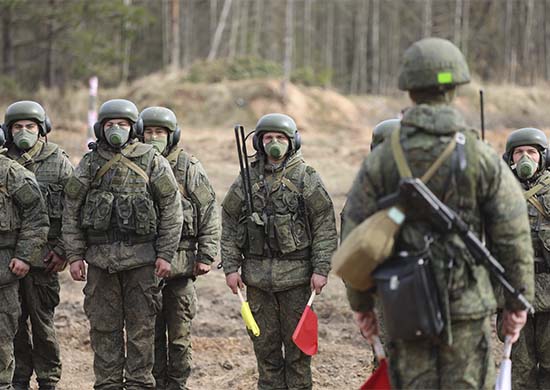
left=344, top=38, right=534, bottom=389
left=62, top=99, right=183, bottom=390
left=221, top=113, right=337, bottom=390
left=0, top=126, right=49, bottom=388
left=2, top=100, right=73, bottom=390
left=498, top=128, right=550, bottom=389
left=138, top=106, right=219, bottom=389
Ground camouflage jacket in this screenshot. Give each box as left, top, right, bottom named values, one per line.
left=165, top=146, right=219, bottom=278
left=221, top=151, right=337, bottom=292
left=521, top=169, right=550, bottom=312
left=7, top=140, right=73, bottom=262
left=0, top=150, right=49, bottom=285
left=344, top=104, right=534, bottom=332
left=62, top=139, right=183, bottom=272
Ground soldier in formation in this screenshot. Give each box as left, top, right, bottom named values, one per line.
left=62, top=99, right=183, bottom=389
left=138, top=106, right=219, bottom=390
left=221, top=113, right=337, bottom=389
left=499, top=128, right=550, bottom=389
left=343, top=37, right=534, bottom=388
left=0, top=126, right=49, bottom=388
left=2, top=101, right=73, bottom=390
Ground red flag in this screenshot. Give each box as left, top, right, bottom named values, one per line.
left=360, top=336, right=391, bottom=390
left=292, top=291, right=318, bottom=356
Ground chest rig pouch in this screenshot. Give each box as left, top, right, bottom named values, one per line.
left=0, top=160, right=21, bottom=242
left=81, top=147, right=157, bottom=238
left=373, top=243, right=444, bottom=340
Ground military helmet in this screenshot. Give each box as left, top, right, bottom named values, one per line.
left=138, top=106, right=181, bottom=149
left=252, top=113, right=301, bottom=153
left=504, top=127, right=549, bottom=168
left=371, top=119, right=400, bottom=150
left=93, top=99, right=142, bottom=140
left=398, top=37, right=471, bottom=91
left=0, top=127, right=5, bottom=146
left=3, top=100, right=51, bottom=137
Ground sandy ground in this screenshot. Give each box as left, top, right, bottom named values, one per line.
left=27, top=110, right=511, bottom=389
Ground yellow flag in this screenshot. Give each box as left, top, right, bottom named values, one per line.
left=236, top=289, right=261, bottom=336
left=241, top=301, right=260, bottom=336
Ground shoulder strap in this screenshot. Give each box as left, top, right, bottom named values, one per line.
left=92, top=153, right=150, bottom=186
left=524, top=175, right=550, bottom=217
left=390, top=126, right=458, bottom=183
left=16, top=141, right=43, bottom=167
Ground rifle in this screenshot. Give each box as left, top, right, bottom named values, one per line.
left=379, top=177, right=534, bottom=314
left=479, top=90, right=485, bottom=141
left=234, top=125, right=254, bottom=215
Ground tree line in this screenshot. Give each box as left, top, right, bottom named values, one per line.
left=1, top=0, right=548, bottom=96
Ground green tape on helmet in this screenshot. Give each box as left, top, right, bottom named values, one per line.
left=437, top=72, right=453, bottom=84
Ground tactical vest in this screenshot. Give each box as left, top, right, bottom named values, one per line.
left=0, top=155, right=21, bottom=249
left=240, top=158, right=312, bottom=260
left=166, top=148, right=198, bottom=250
left=524, top=173, right=550, bottom=272
left=81, top=142, right=158, bottom=245
left=9, top=141, right=66, bottom=242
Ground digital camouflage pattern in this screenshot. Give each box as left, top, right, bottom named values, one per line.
left=497, top=167, right=550, bottom=389
left=221, top=151, right=337, bottom=389
left=62, top=139, right=183, bottom=389
left=154, top=146, right=218, bottom=389
left=343, top=104, right=534, bottom=388
left=0, top=151, right=48, bottom=389
left=6, top=139, right=73, bottom=389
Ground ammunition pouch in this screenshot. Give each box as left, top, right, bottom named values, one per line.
left=535, top=259, right=550, bottom=274
left=245, top=215, right=265, bottom=256
left=372, top=249, right=444, bottom=341
left=181, top=196, right=198, bottom=238
left=0, top=191, right=20, bottom=233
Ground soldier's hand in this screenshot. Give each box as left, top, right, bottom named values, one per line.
left=354, top=310, right=379, bottom=341
left=310, top=273, right=328, bottom=294
left=225, top=272, right=244, bottom=294
left=194, top=262, right=211, bottom=276
left=44, top=251, right=68, bottom=273
left=500, top=309, right=528, bottom=343
left=70, top=260, right=87, bottom=281
left=9, top=258, right=30, bottom=277
left=155, top=257, right=172, bottom=278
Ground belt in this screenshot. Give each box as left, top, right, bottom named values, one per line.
left=86, top=230, right=155, bottom=245
left=246, top=247, right=311, bottom=261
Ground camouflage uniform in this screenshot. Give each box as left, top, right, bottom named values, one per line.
left=63, top=101, right=183, bottom=389
left=153, top=146, right=219, bottom=390
left=5, top=139, right=73, bottom=389
left=496, top=128, right=550, bottom=389
left=344, top=38, right=534, bottom=389
left=0, top=149, right=48, bottom=389
left=222, top=128, right=337, bottom=390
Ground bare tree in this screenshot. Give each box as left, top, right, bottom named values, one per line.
left=121, top=0, right=132, bottom=83
left=162, top=0, right=170, bottom=67
left=238, top=0, right=249, bottom=56
left=461, top=0, right=470, bottom=56
left=281, top=0, right=295, bottom=102
left=454, top=0, right=463, bottom=48
left=304, top=0, right=313, bottom=68
left=504, top=0, right=513, bottom=81
left=1, top=3, right=15, bottom=77
left=523, top=0, right=535, bottom=83
left=423, top=0, right=432, bottom=38
left=251, top=0, right=263, bottom=56
left=207, top=0, right=233, bottom=61
left=371, top=0, right=380, bottom=94
left=228, top=0, right=240, bottom=58
left=325, top=0, right=335, bottom=77
left=210, top=0, right=218, bottom=38
left=171, top=0, right=180, bottom=70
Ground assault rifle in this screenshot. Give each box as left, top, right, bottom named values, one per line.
left=379, top=177, right=535, bottom=314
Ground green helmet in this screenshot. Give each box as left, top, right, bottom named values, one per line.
left=4, top=100, right=51, bottom=136
left=398, top=37, right=470, bottom=91
left=98, top=99, right=139, bottom=124
left=504, top=127, right=548, bottom=166
left=139, top=106, right=181, bottom=150
left=253, top=113, right=301, bottom=152
left=371, top=119, right=400, bottom=150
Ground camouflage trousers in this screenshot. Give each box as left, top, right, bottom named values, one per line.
left=153, top=277, right=197, bottom=390
left=247, top=285, right=312, bottom=390
left=13, top=269, right=61, bottom=389
left=497, top=311, right=550, bottom=389
left=387, top=316, right=494, bottom=389
left=84, top=264, right=161, bottom=390
left=0, top=282, right=21, bottom=390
